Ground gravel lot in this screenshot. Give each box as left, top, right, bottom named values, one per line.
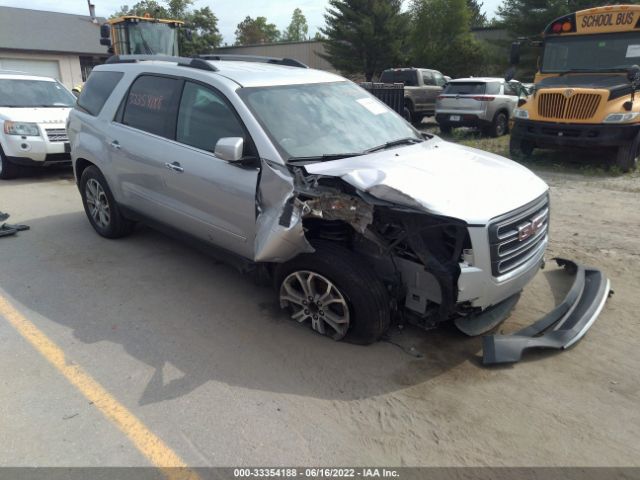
left=0, top=154, right=638, bottom=467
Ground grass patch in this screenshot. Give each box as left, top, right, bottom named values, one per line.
left=419, top=123, right=638, bottom=178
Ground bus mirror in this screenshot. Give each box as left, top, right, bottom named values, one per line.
left=100, top=24, right=111, bottom=39
left=100, top=38, right=112, bottom=47
left=627, top=65, right=640, bottom=88
left=509, top=42, right=521, bottom=65
left=184, top=28, right=193, bottom=41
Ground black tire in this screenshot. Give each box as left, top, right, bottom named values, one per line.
left=439, top=124, right=452, bottom=135
left=0, top=150, right=20, bottom=180
left=488, top=111, right=508, bottom=138
left=79, top=166, right=135, bottom=238
left=615, top=137, right=640, bottom=172
left=402, top=106, right=412, bottom=122
left=509, top=135, right=534, bottom=159
left=275, top=241, right=390, bottom=345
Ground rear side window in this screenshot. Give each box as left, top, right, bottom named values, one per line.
left=444, top=82, right=485, bottom=95
left=77, top=71, right=124, bottom=116
left=379, top=70, right=418, bottom=87
left=503, top=82, right=519, bottom=96
left=121, top=75, right=181, bottom=139
left=176, top=82, right=245, bottom=153
left=422, top=71, right=435, bottom=86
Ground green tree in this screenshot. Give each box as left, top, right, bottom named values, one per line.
left=410, top=0, right=487, bottom=78
left=235, top=16, right=281, bottom=45
left=113, top=0, right=222, bottom=55
left=320, top=0, right=408, bottom=81
left=496, top=0, right=637, bottom=79
left=467, top=0, right=487, bottom=28
left=284, top=8, right=309, bottom=42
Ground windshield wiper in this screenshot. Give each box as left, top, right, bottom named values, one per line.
left=288, top=152, right=364, bottom=164
left=364, top=137, right=423, bottom=154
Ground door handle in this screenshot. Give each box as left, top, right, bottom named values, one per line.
left=164, top=161, right=184, bottom=173
left=110, top=140, right=121, bottom=150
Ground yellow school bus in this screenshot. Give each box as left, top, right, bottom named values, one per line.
left=99, top=14, right=184, bottom=57
left=510, top=5, right=640, bottom=171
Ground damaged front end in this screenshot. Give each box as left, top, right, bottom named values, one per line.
left=255, top=160, right=470, bottom=329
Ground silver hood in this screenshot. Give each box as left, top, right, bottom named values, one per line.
left=303, top=137, right=549, bottom=225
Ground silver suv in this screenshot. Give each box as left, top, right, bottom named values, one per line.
left=67, top=56, right=608, bottom=359
left=435, top=78, right=525, bottom=137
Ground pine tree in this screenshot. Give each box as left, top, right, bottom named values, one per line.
left=320, top=0, right=408, bottom=81
left=235, top=16, right=281, bottom=45
left=284, top=8, right=309, bottom=42
left=410, top=0, right=488, bottom=78
left=467, top=0, right=487, bottom=28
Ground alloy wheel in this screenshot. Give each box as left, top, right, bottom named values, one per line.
left=279, top=270, right=350, bottom=340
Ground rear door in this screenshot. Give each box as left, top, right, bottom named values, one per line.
left=420, top=70, right=443, bottom=113
left=501, top=81, right=520, bottom=115
left=108, top=74, right=183, bottom=221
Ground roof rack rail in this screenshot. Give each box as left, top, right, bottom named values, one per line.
left=198, top=54, right=308, bottom=69
left=105, top=55, right=218, bottom=72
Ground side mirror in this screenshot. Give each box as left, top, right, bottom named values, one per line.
left=627, top=65, right=640, bottom=88
left=100, top=38, right=112, bottom=47
left=504, top=66, right=516, bottom=82
left=215, top=137, right=244, bottom=162
left=100, top=23, right=111, bottom=39
left=184, top=28, right=193, bottom=41
left=509, top=42, right=521, bottom=65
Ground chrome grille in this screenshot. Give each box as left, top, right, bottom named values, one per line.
left=488, top=194, right=549, bottom=277
left=46, top=128, right=68, bottom=142
left=537, top=92, right=601, bottom=120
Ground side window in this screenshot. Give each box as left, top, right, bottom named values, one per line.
left=176, top=82, right=245, bottom=153
left=77, top=71, right=124, bottom=116
left=485, top=82, right=501, bottom=95
left=121, top=75, right=181, bottom=139
left=503, top=82, right=518, bottom=96
left=422, top=71, right=435, bottom=86
left=433, top=72, right=446, bottom=87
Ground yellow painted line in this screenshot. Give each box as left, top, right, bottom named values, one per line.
left=0, top=295, right=199, bottom=480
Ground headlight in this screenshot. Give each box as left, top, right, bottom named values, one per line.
left=3, top=121, right=40, bottom=136
left=514, top=108, right=529, bottom=119
left=603, top=112, right=640, bottom=123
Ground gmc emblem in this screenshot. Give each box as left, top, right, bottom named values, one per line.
left=517, top=213, right=546, bottom=241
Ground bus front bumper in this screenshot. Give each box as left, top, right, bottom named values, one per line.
left=511, top=119, right=640, bottom=148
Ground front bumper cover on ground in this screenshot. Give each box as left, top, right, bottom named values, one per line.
left=483, top=258, right=611, bottom=365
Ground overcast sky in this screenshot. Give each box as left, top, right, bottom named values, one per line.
left=0, top=0, right=503, bottom=45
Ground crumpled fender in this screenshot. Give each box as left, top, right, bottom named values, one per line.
left=254, top=160, right=314, bottom=263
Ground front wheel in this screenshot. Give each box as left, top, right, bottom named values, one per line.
left=275, top=242, right=390, bottom=344
left=509, top=136, right=534, bottom=159
left=0, top=151, right=20, bottom=180
left=615, top=138, right=640, bottom=172
left=80, top=166, right=135, bottom=238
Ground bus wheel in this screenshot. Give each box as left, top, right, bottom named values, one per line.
left=509, top=136, right=534, bottom=159
left=615, top=140, right=640, bottom=172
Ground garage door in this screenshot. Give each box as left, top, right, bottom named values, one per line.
left=0, top=58, right=61, bottom=80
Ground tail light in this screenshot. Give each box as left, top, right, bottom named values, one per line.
left=437, top=95, right=446, bottom=100
left=472, top=96, right=495, bottom=101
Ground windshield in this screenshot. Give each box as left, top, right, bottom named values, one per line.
left=0, top=79, right=76, bottom=107
left=542, top=32, right=640, bottom=73
left=239, top=82, right=422, bottom=160
left=114, top=22, right=179, bottom=55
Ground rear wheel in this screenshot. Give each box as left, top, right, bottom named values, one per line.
left=439, top=124, right=452, bottom=135
left=275, top=242, right=390, bottom=344
left=402, top=106, right=412, bottom=122
left=80, top=166, right=135, bottom=238
left=0, top=151, right=20, bottom=180
left=509, top=135, right=534, bottom=159
left=488, top=111, right=508, bottom=137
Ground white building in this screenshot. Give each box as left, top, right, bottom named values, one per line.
left=0, top=6, right=108, bottom=88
